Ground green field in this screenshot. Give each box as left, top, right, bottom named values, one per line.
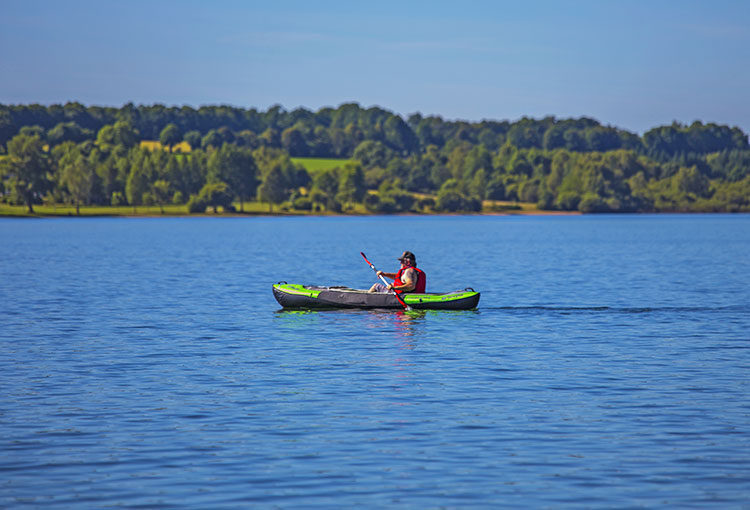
left=291, top=157, right=353, bottom=174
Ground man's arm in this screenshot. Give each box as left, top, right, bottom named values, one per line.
left=377, top=271, right=398, bottom=279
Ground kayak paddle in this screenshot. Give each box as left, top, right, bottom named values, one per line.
left=360, top=252, right=411, bottom=311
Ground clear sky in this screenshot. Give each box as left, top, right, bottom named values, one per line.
left=1, top=0, right=749, bottom=134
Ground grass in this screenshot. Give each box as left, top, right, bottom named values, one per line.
left=0, top=201, right=370, bottom=217
left=291, top=157, right=353, bottom=174
left=0, top=203, right=190, bottom=217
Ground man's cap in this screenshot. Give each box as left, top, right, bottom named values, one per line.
left=397, top=251, right=416, bottom=262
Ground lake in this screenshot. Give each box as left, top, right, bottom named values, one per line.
left=1, top=214, right=749, bottom=508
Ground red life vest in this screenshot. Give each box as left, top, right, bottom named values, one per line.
left=395, top=266, right=426, bottom=293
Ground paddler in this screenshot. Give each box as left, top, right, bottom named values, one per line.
left=368, top=251, right=426, bottom=293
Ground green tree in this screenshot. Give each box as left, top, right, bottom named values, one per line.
left=96, top=121, right=138, bottom=149
left=197, top=181, right=233, bottom=213
left=47, top=122, right=93, bottom=146
left=337, top=162, right=366, bottom=207
left=312, top=168, right=339, bottom=210
left=353, top=140, right=393, bottom=169
left=159, top=123, right=181, bottom=152
left=183, top=130, right=202, bottom=150
left=201, top=130, right=223, bottom=150
left=125, top=152, right=150, bottom=210
left=435, top=179, right=479, bottom=212
left=281, top=125, right=309, bottom=156
left=674, top=166, right=709, bottom=196
left=19, top=125, right=46, bottom=140
left=257, top=165, right=288, bottom=212
left=207, top=143, right=258, bottom=211
left=0, top=133, right=50, bottom=212
left=59, top=151, right=94, bottom=215
left=151, top=179, right=171, bottom=214
left=383, top=115, right=419, bottom=154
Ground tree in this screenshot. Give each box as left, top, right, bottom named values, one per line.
left=312, top=168, right=339, bottom=210
left=125, top=151, right=151, bottom=210
left=197, top=181, right=233, bottom=213
left=383, top=115, right=419, bottom=154
left=151, top=180, right=171, bottom=214
left=59, top=151, right=94, bottom=215
left=281, top=125, right=309, bottom=156
left=159, top=124, right=181, bottom=152
left=353, top=140, right=393, bottom=169
left=1, top=133, right=50, bottom=212
left=435, top=179, right=477, bottom=212
left=97, top=121, right=138, bottom=149
left=207, top=144, right=258, bottom=211
left=337, top=162, right=366, bottom=208
left=183, top=130, right=202, bottom=150
left=674, top=166, right=709, bottom=196
left=257, top=164, right=288, bottom=211
left=201, top=130, right=222, bottom=150
left=47, top=122, right=93, bottom=146
left=19, top=125, right=46, bottom=140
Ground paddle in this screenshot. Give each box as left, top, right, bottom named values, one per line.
left=360, top=252, right=411, bottom=311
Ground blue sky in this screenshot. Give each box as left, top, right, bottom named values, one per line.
left=1, top=0, right=749, bottom=133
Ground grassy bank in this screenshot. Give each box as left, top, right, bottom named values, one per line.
left=0, top=201, right=371, bottom=217
left=0, top=199, right=550, bottom=218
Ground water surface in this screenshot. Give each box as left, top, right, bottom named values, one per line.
left=2, top=215, right=749, bottom=508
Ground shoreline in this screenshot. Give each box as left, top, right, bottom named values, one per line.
left=0, top=210, right=582, bottom=219
left=4, top=208, right=749, bottom=219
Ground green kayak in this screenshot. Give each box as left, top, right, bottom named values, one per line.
left=273, top=283, right=480, bottom=310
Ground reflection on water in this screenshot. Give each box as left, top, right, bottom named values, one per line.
left=274, top=307, right=480, bottom=343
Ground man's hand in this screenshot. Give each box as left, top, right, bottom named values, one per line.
left=387, top=284, right=394, bottom=291
left=376, top=270, right=383, bottom=277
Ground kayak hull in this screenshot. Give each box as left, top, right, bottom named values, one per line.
left=273, top=283, right=480, bottom=310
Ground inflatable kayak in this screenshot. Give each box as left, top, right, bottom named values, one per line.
left=273, top=283, right=480, bottom=310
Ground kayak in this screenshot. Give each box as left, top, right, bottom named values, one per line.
left=273, top=282, right=480, bottom=310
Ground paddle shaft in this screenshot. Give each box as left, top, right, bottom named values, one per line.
left=360, top=252, right=411, bottom=310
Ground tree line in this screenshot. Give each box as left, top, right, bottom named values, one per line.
left=1, top=102, right=749, bottom=214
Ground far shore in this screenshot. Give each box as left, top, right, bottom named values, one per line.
left=0, top=205, right=583, bottom=218
left=0, top=200, right=587, bottom=218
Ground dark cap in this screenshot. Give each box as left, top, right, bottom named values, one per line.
left=397, top=251, right=416, bottom=263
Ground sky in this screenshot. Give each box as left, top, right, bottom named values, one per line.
left=1, top=0, right=749, bottom=134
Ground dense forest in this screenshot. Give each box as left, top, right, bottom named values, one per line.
left=1, top=102, right=749, bottom=214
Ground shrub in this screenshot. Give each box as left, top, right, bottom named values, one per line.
left=555, top=191, right=581, bottom=211
left=187, top=194, right=207, bottom=213
left=578, top=193, right=606, bottom=213
left=111, top=191, right=125, bottom=206
left=293, top=196, right=312, bottom=211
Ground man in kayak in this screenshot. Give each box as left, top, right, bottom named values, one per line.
left=368, top=251, right=427, bottom=293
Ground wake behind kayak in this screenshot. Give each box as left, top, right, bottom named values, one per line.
left=273, top=283, right=480, bottom=310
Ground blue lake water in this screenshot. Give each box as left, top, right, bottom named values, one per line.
left=1, top=214, right=749, bottom=508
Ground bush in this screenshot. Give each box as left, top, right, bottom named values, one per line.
left=578, top=193, right=607, bottom=213
left=555, top=191, right=581, bottom=211
left=326, top=197, right=342, bottom=213
left=187, top=194, right=207, bottom=213
left=417, top=197, right=435, bottom=211
left=293, top=196, right=312, bottom=211
left=172, top=191, right=184, bottom=205
left=436, top=190, right=465, bottom=212
left=363, top=193, right=380, bottom=212
left=488, top=203, right=522, bottom=212
left=197, top=181, right=233, bottom=212
left=111, top=191, right=126, bottom=206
